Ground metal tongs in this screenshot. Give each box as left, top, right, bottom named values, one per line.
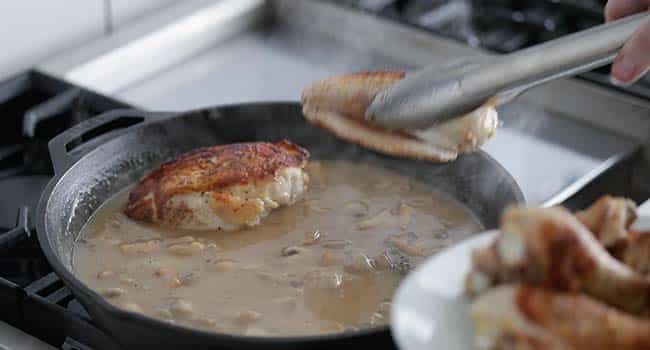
left=366, top=13, right=649, bottom=130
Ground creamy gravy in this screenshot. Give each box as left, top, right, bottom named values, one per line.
left=73, top=161, right=482, bottom=336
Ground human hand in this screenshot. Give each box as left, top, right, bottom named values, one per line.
left=605, top=0, right=650, bottom=85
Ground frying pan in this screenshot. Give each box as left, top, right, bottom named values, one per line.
left=36, top=102, right=524, bottom=349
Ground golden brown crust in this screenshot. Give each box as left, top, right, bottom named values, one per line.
left=301, top=70, right=498, bottom=162
left=539, top=216, right=598, bottom=292
left=125, top=140, right=309, bottom=223
left=502, top=207, right=598, bottom=292
left=517, top=285, right=650, bottom=350
left=493, top=330, right=564, bottom=350
left=572, top=195, right=650, bottom=278
left=301, top=71, right=405, bottom=122
left=612, top=232, right=650, bottom=278
left=501, top=206, right=650, bottom=315
left=575, top=195, right=638, bottom=247
left=301, top=71, right=458, bottom=162
left=304, top=109, right=457, bottom=162
left=470, top=285, right=572, bottom=350
left=470, top=198, right=650, bottom=350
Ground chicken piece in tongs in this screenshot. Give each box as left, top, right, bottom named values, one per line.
left=301, top=15, right=648, bottom=163
left=300, top=71, right=498, bottom=162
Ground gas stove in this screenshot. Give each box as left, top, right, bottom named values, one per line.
left=0, top=72, right=127, bottom=350
left=3, top=0, right=650, bottom=349
left=332, top=0, right=606, bottom=50
left=328, top=0, right=650, bottom=99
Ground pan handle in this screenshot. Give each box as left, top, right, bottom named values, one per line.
left=48, top=108, right=174, bottom=174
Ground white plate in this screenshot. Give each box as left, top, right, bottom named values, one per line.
left=391, top=199, right=650, bottom=350
left=390, top=230, right=498, bottom=350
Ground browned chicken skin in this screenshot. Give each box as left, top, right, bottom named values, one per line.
left=468, top=196, right=650, bottom=350
left=301, top=71, right=499, bottom=162
left=495, top=206, right=650, bottom=315
left=125, top=140, right=309, bottom=231
left=465, top=240, right=522, bottom=298
left=575, top=195, right=638, bottom=247
left=574, top=196, right=650, bottom=278
left=466, top=197, right=650, bottom=295
left=472, top=284, right=650, bottom=350
left=612, top=231, right=650, bottom=278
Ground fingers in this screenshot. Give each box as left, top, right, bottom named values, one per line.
left=610, top=16, right=650, bottom=85
left=605, top=0, right=650, bottom=22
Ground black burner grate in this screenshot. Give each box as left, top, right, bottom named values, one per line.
left=0, top=210, right=121, bottom=350
left=0, top=72, right=128, bottom=229
left=0, top=70, right=128, bottom=350
left=325, top=0, right=650, bottom=99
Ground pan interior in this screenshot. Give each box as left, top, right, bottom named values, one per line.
left=44, top=103, right=522, bottom=269
left=41, top=103, right=522, bottom=335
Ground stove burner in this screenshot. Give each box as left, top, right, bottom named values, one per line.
left=0, top=71, right=128, bottom=349
left=0, top=72, right=129, bottom=176
left=0, top=177, right=49, bottom=229
left=328, top=0, right=650, bottom=98
left=0, top=207, right=31, bottom=253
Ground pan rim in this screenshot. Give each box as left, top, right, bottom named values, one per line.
left=36, top=101, right=524, bottom=346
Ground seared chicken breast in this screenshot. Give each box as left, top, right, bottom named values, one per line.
left=125, top=140, right=309, bottom=231
left=301, top=71, right=498, bottom=162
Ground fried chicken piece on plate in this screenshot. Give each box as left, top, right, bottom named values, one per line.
left=611, top=230, right=650, bottom=278
left=467, top=205, right=650, bottom=315
left=573, top=195, right=650, bottom=277
left=472, top=284, right=650, bottom=350
left=575, top=195, right=637, bottom=247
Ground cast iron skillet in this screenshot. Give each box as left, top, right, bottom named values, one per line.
left=37, top=102, right=524, bottom=350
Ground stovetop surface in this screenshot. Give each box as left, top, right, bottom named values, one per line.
left=3, top=1, right=650, bottom=349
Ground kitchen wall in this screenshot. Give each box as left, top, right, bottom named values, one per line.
left=0, top=0, right=176, bottom=81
